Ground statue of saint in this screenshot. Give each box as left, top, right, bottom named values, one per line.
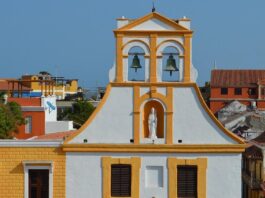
left=148, top=107, right=157, bottom=139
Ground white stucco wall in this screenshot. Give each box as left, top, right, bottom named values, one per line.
left=131, top=18, right=176, bottom=31
left=173, top=87, right=237, bottom=144
left=70, top=86, right=238, bottom=144
left=66, top=153, right=242, bottom=198
left=41, top=96, right=57, bottom=122
left=45, top=121, right=74, bottom=133
left=70, top=87, right=134, bottom=143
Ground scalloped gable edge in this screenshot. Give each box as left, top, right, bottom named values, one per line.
left=64, top=82, right=245, bottom=145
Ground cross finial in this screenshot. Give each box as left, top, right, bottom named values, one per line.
left=152, top=0, right=156, bottom=12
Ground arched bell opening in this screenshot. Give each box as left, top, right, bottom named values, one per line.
left=162, top=46, right=180, bottom=82
left=142, top=100, right=164, bottom=139
left=128, top=46, right=145, bottom=81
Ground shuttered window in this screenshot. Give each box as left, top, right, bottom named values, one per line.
left=177, top=165, right=197, bottom=198
left=111, top=164, right=131, bottom=197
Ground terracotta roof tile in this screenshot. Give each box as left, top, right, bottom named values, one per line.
left=33, top=131, right=77, bottom=140
left=211, top=69, right=265, bottom=87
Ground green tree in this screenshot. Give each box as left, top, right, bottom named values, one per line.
left=0, top=101, right=25, bottom=139
left=58, top=101, right=95, bottom=129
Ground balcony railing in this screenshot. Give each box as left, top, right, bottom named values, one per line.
left=242, top=171, right=262, bottom=190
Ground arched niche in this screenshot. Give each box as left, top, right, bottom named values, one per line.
left=142, top=100, right=165, bottom=139
left=156, top=40, right=184, bottom=82
left=122, top=40, right=150, bottom=82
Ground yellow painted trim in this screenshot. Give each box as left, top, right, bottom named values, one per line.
left=63, top=85, right=112, bottom=144
left=121, top=39, right=150, bottom=53
left=139, top=89, right=169, bottom=107
left=156, top=39, right=185, bottom=52
left=116, top=12, right=190, bottom=32
left=111, top=82, right=195, bottom=87
left=168, top=158, right=207, bottom=198
left=111, top=82, right=245, bottom=144
left=114, top=31, right=193, bottom=37
left=62, top=144, right=246, bottom=153
left=178, top=18, right=191, bottom=22
left=116, top=34, right=123, bottom=82
left=133, top=86, right=140, bottom=144
left=192, top=84, right=245, bottom=144
left=64, top=82, right=245, bottom=145
left=166, top=87, right=173, bottom=144
left=116, top=18, right=129, bottom=21
left=150, top=34, right=157, bottom=82
left=101, top=157, right=141, bottom=198
left=184, top=34, right=192, bottom=82
left=133, top=85, right=173, bottom=144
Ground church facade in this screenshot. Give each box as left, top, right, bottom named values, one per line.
left=63, top=12, right=246, bottom=198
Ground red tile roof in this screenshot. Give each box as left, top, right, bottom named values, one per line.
left=211, top=69, right=265, bottom=87
left=33, top=131, right=77, bottom=140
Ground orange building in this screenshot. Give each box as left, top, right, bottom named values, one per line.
left=210, top=69, right=265, bottom=114
left=8, top=97, right=46, bottom=139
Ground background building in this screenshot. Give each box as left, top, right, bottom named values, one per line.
left=21, top=71, right=81, bottom=100
left=242, top=132, right=265, bottom=198
left=7, top=95, right=74, bottom=139
left=210, top=69, right=265, bottom=114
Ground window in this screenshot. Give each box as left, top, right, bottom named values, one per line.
left=177, top=166, right=197, bottom=198
left=248, top=88, right=256, bottom=95
left=25, top=116, right=32, bottom=134
left=221, top=88, right=228, bottom=95
left=102, top=157, right=141, bottom=198
left=23, top=161, right=53, bottom=198
left=29, top=170, right=49, bottom=198
left=234, top=88, right=242, bottom=95
left=167, top=158, right=207, bottom=198
left=111, top=165, right=131, bottom=197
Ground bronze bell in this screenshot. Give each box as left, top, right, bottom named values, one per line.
left=130, top=54, right=142, bottom=72
left=164, top=54, right=178, bottom=76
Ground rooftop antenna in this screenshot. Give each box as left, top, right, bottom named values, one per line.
left=213, top=60, right=217, bottom=70
left=152, top=0, right=156, bottom=12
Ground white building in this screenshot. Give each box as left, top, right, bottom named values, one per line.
left=63, top=11, right=246, bottom=198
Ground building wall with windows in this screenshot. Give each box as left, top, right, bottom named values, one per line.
left=9, top=95, right=73, bottom=139
left=210, top=70, right=265, bottom=114
left=66, top=153, right=241, bottom=198
left=20, top=73, right=79, bottom=100
left=0, top=141, right=65, bottom=198
left=16, top=111, right=45, bottom=139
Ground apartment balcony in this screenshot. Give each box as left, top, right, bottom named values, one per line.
left=242, top=171, right=262, bottom=190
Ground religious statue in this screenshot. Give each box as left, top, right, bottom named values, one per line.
left=148, top=107, right=157, bottom=139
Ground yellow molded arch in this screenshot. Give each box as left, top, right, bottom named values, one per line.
left=156, top=39, right=184, bottom=56
left=122, top=39, right=150, bottom=55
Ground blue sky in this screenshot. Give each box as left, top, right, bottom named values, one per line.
left=0, top=0, right=265, bottom=87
